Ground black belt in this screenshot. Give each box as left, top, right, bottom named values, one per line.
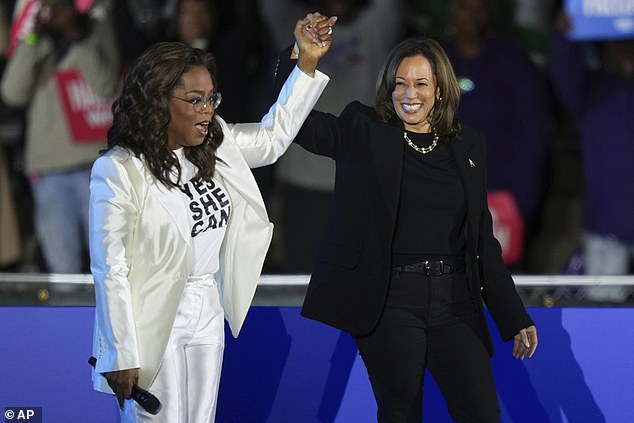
left=392, top=259, right=465, bottom=276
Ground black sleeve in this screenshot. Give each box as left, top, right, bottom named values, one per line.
left=475, top=129, right=535, bottom=341
left=273, top=44, right=297, bottom=97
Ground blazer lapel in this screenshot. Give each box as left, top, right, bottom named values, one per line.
left=134, top=156, right=192, bottom=246
left=370, top=124, right=404, bottom=223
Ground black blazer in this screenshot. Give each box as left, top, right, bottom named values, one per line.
left=294, top=101, right=534, bottom=355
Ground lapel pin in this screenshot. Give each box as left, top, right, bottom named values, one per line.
left=469, top=159, right=476, bottom=168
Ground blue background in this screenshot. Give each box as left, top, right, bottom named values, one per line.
left=0, top=306, right=631, bottom=422
left=566, top=0, right=634, bottom=40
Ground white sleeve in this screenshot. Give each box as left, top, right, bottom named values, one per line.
left=89, top=154, right=140, bottom=373
left=227, top=65, right=329, bottom=169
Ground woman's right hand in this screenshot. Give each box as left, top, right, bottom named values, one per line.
left=104, top=368, right=140, bottom=410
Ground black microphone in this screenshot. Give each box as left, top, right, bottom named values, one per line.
left=88, top=356, right=161, bottom=415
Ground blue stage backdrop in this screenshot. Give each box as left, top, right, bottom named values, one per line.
left=0, top=306, right=632, bottom=422
left=566, top=0, right=634, bottom=40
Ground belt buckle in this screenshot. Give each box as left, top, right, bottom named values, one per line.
left=424, top=260, right=444, bottom=276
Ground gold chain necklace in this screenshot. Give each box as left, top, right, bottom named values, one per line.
left=403, top=130, right=438, bottom=154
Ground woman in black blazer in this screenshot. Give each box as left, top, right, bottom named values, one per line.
left=292, top=38, right=538, bottom=422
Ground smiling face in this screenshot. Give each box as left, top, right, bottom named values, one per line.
left=391, top=55, right=440, bottom=133
left=167, top=65, right=215, bottom=150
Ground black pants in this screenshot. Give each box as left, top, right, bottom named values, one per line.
left=353, top=269, right=500, bottom=423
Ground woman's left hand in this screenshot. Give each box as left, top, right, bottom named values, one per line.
left=294, top=12, right=337, bottom=75
left=512, top=325, right=538, bottom=359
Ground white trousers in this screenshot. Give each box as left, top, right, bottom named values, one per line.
left=121, top=275, right=225, bottom=422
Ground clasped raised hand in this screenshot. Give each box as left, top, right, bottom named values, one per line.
left=293, top=12, right=338, bottom=74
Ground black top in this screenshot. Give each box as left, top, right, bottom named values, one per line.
left=391, top=131, right=467, bottom=266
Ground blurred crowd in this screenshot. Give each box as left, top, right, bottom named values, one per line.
left=0, top=0, right=632, bottom=286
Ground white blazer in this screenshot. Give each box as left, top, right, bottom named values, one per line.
left=90, top=66, right=329, bottom=391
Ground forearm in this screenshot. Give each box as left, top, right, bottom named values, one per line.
left=479, top=204, right=534, bottom=341
left=90, top=157, right=140, bottom=372
left=230, top=65, right=329, bottom=167
left=93, top=272, right=141, bottom=372
left=478, top=135, right=533, bottom=340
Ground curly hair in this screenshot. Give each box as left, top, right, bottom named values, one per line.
left=106, top=41, right=224, bottom=188
left=374, top=38, right=461, bottom=139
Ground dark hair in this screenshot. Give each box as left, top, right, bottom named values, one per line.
left=374, top=38, right=461, bottom=138
left=107, top=41, right=224, bottom=188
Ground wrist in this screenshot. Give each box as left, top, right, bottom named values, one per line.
left=297, top=56, right=318, bottom=77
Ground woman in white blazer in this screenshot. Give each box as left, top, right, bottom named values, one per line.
left=89, top=14, right=336, bottom=422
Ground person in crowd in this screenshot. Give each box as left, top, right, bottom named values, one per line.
left=549, top=10, right=634, bottom=295
left=285, top=37, right=537, bottom=422
left=173, top=0, right=274, bottom=124
left=89, top=13, right=335, bottom=422
left=440, top=0, right=551, bottom=268
left=0, top=1, right=21, bottom=269
left=260, top=0, right=404, bottom=272
left=174, top=0, right=278, bottom=206
left=1, top=0, right=119, bottom=273
left=0, top=145, right=21, bottom=268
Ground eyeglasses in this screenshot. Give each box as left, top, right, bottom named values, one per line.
left=171, top=92, right=222, bottom=112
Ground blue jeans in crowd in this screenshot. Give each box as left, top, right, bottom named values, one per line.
left=30, top=167, right=91, bottom=273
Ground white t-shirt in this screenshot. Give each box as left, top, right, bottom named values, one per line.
left=169, top=148, right=232, bottom=276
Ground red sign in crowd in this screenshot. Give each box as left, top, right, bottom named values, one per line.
left=487, top=190, right=524, bottom=265
left=55, top=70, right=113, bottom=142
left=7, top=0, right=111, bottom=143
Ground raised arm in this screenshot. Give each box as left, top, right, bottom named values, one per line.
left=228, top=13, right=336, bottom=168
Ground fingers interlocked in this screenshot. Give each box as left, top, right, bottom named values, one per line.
left=302, top=12, right=337, bottom=47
